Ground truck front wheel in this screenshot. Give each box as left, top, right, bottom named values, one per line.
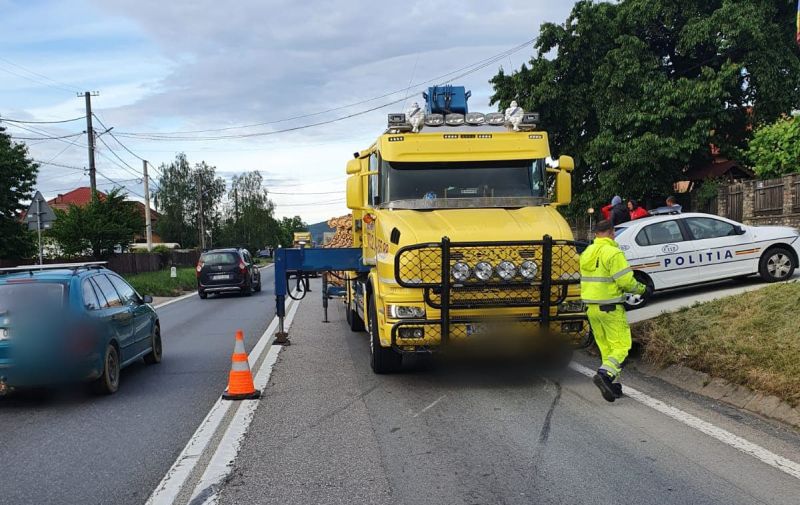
left=368, top=295, right=402, bottom=374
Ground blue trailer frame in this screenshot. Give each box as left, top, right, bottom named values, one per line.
left=273, top=247, right=369, bottom=343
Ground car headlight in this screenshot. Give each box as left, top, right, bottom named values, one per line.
left=496, top=261, right=517, bottom=281
left=520, top=260, right=538, bottom=280
left=387, top=305, right=426, bottom=319
left=0, top=328, right=8, bottom=341
left=474, top=261, right=493, bottom=281
left=451, top=262, right=470, bottom=282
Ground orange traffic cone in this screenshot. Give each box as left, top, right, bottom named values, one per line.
left=222, top=330, right=261, bottom=400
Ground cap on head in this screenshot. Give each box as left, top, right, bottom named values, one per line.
left=611, top=195, right=622, bottom=206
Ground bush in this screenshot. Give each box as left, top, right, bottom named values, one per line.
left=124, top=267, right=196, bottom=297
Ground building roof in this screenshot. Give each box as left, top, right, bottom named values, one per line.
left=48, top=187, right=106, bottom=211
left=684, top=159, right=754, bottom=182
left=46, top=186, right=158, bottom=218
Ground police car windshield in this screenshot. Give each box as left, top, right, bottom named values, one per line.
left=379, top=159, right=547, bottom=209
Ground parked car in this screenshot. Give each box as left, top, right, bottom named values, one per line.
left=196, top=248, right=261, bottom=299
left=0, top=263, right=161, bottom=395
left=613, top=212, right=800, bottom=309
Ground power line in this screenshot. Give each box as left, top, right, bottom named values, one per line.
left=34, top=159, right=86, bottom=170
left=10, top=132, right=84, bottom=141
left=92, top=114, right=146, bottom=161
left=114, top=38, right=537, bottom=139
left=0, top=115, right=85, bottom=124
left=95, top=133, right=142, bottom=176
left=0, top=56, right=80, bottom=93
left=269, top=190, right=345, bottom=195
left=96, top=169, right=145, bottom=199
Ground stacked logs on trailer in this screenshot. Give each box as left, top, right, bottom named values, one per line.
left=324, top=214, right=353, bottom=287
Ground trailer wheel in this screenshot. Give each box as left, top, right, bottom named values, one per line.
left=368, top=295, right=401, bottom=374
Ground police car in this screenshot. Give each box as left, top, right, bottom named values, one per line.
left=613, top=212, right=800, bottom=309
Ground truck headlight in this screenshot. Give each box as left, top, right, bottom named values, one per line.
left=520, top=261, right=538, bottom=280
left=558, top=301, right=586, bottom=313
left=451, top=262, right=470, bottom=282
left=496, top=261, right=517, bottom=280
left=388, top=305, right=426, bottom=319
left=474, top=261, right=493, bottom=281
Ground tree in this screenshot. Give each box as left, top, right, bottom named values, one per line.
left=154, top=153, right=193, bottom=247
left=153, top=154, right=225, bottom=248
left=744, top=115, right=800, bottom=178
left=48, top=188, right=143, bottom=258
left=0, top=125, right=38, bottom=259
left=490, top=0, right=800, bottom=214
left=217, top=171, right=281, bottom=251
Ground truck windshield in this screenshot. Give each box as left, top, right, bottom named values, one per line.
left=379, top=159, right=547, bottom=209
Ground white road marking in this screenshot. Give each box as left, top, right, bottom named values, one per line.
left=187, top=295, right=302, bottom=505
left=569, top=362, right=800, bottom=481
left=413, top=395, right=447, bottom=418
left=153, top=291, right=197, bottom=309
left=145, top=285, right=295, bottom=505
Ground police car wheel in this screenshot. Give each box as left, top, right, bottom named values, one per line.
left=623, top=272, right=653, bottom=311
left=759, top=247, right=796, bottom=283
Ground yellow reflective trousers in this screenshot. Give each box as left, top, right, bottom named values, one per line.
left=586, top=304, right=631, bottom=378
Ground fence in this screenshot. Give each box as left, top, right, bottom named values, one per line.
left=713, top=173, right=800, bottom=228
left=0, top=250, right=201, bottom=275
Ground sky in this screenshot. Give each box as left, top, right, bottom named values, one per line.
left=0, top=0, right=577, bottom=224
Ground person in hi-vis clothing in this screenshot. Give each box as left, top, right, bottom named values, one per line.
left=580, top=219, right=651, bottom=402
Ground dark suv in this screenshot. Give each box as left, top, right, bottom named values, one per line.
left=196, top=248, right=261, bottom=299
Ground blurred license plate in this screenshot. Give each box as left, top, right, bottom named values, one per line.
left=212, top=274, right=231, bottom=280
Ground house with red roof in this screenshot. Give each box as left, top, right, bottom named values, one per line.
left=45, top=187, right=163, bottom=244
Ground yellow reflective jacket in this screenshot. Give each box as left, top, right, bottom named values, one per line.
left=580, top=237, right=645, bottom=304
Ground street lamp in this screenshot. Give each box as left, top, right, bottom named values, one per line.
left=587, top=207, right=595, bottom=239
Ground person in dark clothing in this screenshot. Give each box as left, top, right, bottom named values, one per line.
left=607, top=195, right=630, bottom=226
left=627, top=199, right=648, bottom=220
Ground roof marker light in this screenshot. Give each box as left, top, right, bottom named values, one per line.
left=486, top=112, right=505, bottom=125
left=424, top=114, right=444, bottom=126
left=445, top=113, right=465, bottom=126
left=465, top=112, right=485, bottom=125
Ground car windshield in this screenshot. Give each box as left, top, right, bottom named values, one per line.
left=0, top=282, right=65, bottom=314
left=379, top=159, right=547, bottom=209
left=201, top=252, right=238, bottom=265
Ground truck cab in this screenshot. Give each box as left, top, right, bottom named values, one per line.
left=344, top=86, right=589, bottom=373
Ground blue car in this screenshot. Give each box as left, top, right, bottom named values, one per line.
left=0, top=262, right=162, bottom=395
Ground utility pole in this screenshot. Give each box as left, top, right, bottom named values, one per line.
left=36, top=197, right=43, bottom=265
left=234, top=188, right=239, bottom=244
left=79, top=91, right=100, bottom=197
left=197, top=172, right=206, bottom=250
left=142, top=160, right=153, bottom=251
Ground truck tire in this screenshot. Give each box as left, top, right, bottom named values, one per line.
left=368, top=295, right=401, bottom=374
left=759, top=246, right=796, bottom=282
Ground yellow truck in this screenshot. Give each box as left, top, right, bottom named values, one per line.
left=292, top=231, right=313, bottom=248
left=343, top=86, right=589, bottom=373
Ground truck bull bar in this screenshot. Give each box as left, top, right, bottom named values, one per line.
left=392, top=235, right=590, bottom=348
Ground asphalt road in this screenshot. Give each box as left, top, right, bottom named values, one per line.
left=0, top=266, right=276, bottom=505
left=219, top=280, right=800, bottom=505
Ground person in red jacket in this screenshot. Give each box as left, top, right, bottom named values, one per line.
left=628, top=199, right=648, bottom=220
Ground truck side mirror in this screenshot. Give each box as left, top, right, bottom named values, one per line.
left=558, top=155, right=575, bottom=172
left=346, top=175, right=364, bottom=209
left=346, top=159, right=360, bottom=175
left=554, top=168, right=572, bottom=207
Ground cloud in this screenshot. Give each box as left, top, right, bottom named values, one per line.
left=5, top=0, right=578, bottom=223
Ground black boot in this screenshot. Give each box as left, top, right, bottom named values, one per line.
left=611, top=382, right=623, bottom=398
left=593, top=370, right=616, bottom=403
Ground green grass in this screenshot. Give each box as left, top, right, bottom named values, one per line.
left=633, top=281, right=800, bottom=406
left=124, top=267, right=197, bottom=297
